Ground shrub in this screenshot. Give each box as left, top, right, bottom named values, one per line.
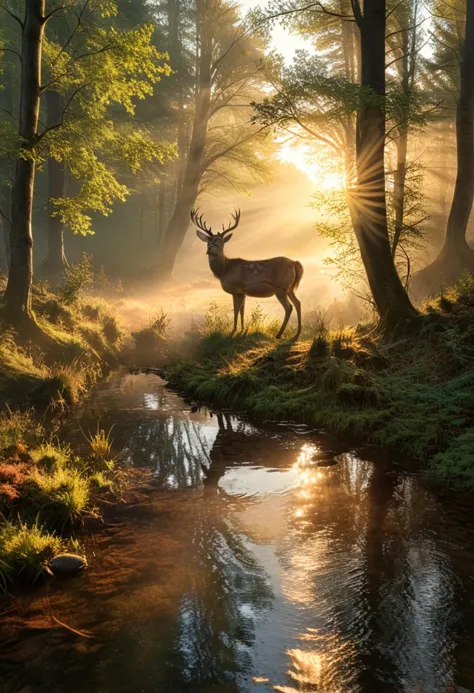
left=102, top=315, right=122, bottom=345
left=57, top=254, right=94, bottom=305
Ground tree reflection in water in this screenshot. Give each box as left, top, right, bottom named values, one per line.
left=3, top=374, right=474, bottom=693
left=269, top=449, right=460, bottom=693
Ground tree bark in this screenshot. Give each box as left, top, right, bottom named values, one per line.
left=157, top=174, right=166, bottom=246
left=3, top=0, right=45, bottom=323
left=43, top=89, right=68, bottom=280
left=158, top=0, right=212, bottom=280
left=352, top=0, right=417, bottom=329
left=410, top=0, right=474, bottom=296
left=440, top=0, right=474, bottom=259
left=392, top=126, right=408, bottom=258
left=0, top=185, right=11, bottom=273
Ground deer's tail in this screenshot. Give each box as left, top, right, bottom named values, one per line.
left=293, top=261, right=304, bottom=291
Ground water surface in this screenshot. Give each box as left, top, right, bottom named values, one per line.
left=2, top=372, right=474, bottom=693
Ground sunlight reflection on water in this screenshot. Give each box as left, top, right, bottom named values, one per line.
left=1, top=372, right=474, bottom=693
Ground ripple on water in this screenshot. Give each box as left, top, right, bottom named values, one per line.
left=2, top=372, right=474, bottom=693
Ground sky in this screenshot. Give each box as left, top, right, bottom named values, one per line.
left=239, top=0, right=316, bottom=62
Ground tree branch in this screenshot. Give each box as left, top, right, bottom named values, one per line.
left=0, top=205, right=11, bottom=227
left=35, top=84, right=88, bottom=142
left=0, top=3, right=23, bottom=28
left=0, top=47, right=21, bottom=61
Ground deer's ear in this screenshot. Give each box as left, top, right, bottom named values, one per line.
left=223, top=233, right=233, bottom=243
left=196, top=230, right=210, bottom=243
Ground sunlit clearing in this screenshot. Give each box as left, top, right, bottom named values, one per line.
left=277, top=140, right=345, bottom=190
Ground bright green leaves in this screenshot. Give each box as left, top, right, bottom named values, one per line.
left=116, top=129, right=176, bottom=174
left=38, top=16, right=174, bottom=235
left=51, top=148, right=128, bottom=236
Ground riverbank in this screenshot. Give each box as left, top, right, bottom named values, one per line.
left=0, top=271, right=125, bottom=585
left=165, top=276, right=474, bottom=486
left=0, top=272, right=123, bottom=410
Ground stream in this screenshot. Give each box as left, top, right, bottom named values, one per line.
left=2, top=371, right=474, bottom=693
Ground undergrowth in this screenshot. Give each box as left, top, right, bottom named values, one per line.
left=166, top=275, right=474, bottom=487
left=0, top=271, right=124, bottom=409
left=0, top=408, right=120, bottom=585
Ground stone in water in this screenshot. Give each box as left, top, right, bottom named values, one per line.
left=50, top=553, right=87, bottom=574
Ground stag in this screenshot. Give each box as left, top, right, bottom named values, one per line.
left=191, top=208, right=303, bottom=339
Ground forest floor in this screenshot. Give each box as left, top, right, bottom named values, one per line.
left=0, top=272, right=125, bottom=586
left=165, top=274, right=474, bottom=487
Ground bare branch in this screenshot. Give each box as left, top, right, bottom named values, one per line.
left=0, top=205, right=11, bottom=227
left=35, top=83, right=88, bottom=142
left=0, top=3, right=23, bottom=28
left=386, top=0, right=407, bottom=21
left=0, top=106, right=15, bottom=119
left=386, top=16, right=427, bottom=40
left=0, top=47, right=21, bottom=61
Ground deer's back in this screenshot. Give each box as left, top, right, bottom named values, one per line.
left=221, top=257, right=300, bottom=296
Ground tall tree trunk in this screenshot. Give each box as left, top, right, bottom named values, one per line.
left=352, top=0, right=417, bottom=329
left=411, top=0, right=474, bottom=297
left=439, top=0, right=474, bottom=260
left=157, top=174, right=166, bottom=246
left=43, top=90, right=68, bottom=280
left=392, top=126, right=408, bottom=258
left=3, top=0, right=45, bottom=323
left=0, top=52, right=14, bottom=275
left=0, top=185, right=11, bottom=273
left=158, top=0, right=212, bottom=280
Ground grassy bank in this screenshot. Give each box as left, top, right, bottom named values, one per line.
left=0, top=409, right=120, bottom=585
left=0, top=265, right=125, bottom=585
left=166, top=277, right=474, bottom=486
left=0, top=269, right=123, bottom=409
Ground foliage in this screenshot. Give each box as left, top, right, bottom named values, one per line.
left=313, top=162, right=428, bottom=298
left=57, top=254, right=94, bottom=305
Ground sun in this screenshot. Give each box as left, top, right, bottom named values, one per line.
left=276, top=140, right=344, bottom=191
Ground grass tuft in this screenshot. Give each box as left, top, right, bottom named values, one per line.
left=0, top=518, right=64, bottom=585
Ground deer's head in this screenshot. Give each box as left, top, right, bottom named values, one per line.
left=191, top=208, right=241, bottom=257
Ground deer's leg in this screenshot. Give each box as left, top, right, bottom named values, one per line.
left=239, top=295, right=246, bottom=332
left=289, top=290, right=302, bottom=340
left=231, top=294, right=244, bottom=335
left=275, top=291, right=293, bottom=339
left=231, top=295, right=239, bottom=335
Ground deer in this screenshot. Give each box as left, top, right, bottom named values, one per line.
left=191, top=208, right=304, bottom=340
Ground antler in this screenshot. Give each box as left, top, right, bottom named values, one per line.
left=190, top=208, right=213, bottom=236
left=221, top=209, right=241, bottom=236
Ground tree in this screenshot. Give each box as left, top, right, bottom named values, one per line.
left=350, top=0, right=417, bottom=328
left=254, top=0, right=417, bottom=328
left=2, top=0, right=46, bottom=323
left=157, top=0, right=270, bottom=280
left=411, top=0, right=474, bottom=295
left=0, top=0, right=173, bottom=322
